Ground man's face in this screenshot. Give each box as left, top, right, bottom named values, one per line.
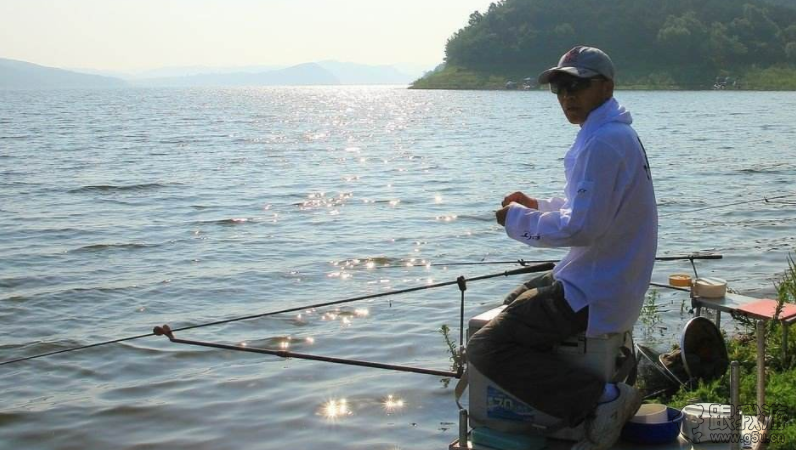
left=550, top=74, right=614, bottom=125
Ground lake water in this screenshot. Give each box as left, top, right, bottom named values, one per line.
left=1, top=86, right=795, bottom=450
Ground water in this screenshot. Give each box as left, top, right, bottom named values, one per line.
left=1, top=86, right=795, bottom=449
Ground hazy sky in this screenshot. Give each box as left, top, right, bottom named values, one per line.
left=0, top=0, right=494, bottom=72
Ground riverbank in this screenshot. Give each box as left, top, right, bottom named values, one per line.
left=411, top=64, right=796, bottom=91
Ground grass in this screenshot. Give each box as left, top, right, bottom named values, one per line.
left=639, top=289, right=663, bottom=340
left=411, top=65, right=513, bottom=90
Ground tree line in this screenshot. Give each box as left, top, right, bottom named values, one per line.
left=444, top=0, right=796, bottom=83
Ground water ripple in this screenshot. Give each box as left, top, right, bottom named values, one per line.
left=69, top=183, right=176, bottom=193
left=2, top=87, right=795, bottom=450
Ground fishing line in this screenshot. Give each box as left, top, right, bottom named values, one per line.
left=0, top=263, right=554, bottom=367
left=659, top=192, right=796, bottom=218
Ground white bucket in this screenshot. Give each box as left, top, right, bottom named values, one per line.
left=681, top=403, right=739, bottom=443
left=630, top=403, right=668, bottom=424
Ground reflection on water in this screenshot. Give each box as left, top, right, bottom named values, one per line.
left=321, top=398, right=351, bottom=420
left=383, top=394, right=405, bottom=413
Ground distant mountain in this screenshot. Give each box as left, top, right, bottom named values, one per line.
left=1, top=58, right=432, bottom=89
left=131, top=65, right=286, bottom=79
left=315, top=61, right=418, bottom=84
left=134, top=61, right=422, bottom=86
left=0, top=58, right=126, bottom=89
left=133, top=63, right=340, bottom=87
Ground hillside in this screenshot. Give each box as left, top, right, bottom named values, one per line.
left=0, top=58, right=126, bottom=89
left=414, top=0, right=796, bottom=89
left=134, top=62, right=417, bottom=87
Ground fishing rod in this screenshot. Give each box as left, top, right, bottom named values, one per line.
left=0, top=262, right=555, bottom=367
left=371, top=253, right=723, bottom=270
left=153, top=324, right=461, bottom=379
left=650, top=282, right=689, bottom=293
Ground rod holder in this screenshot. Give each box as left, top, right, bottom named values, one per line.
left=458, top=409, right=468, bottom=447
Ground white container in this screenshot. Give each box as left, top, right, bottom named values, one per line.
left=466, top=306, right=630, bottom=441
left=692, top=277, right=727, bottom=298
left=630, top=403, right=668, bottom=424
left=681, top=403, right=739, bottom=443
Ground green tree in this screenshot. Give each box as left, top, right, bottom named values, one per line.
left=468, top=11, right=484, bottom=26
left=707, top=22, right=748, bottom=67
left=787, top=42, right=796, bottom=61
left=782, top=24, right=796, bottom=42
left=439, top=0, right=796, bottom=87
left=657, top=12, right=708, bottom=63
left=729, top=4, right=783, bottom=63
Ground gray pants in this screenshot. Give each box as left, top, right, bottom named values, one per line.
left=466, top=272, right=602, bottom=426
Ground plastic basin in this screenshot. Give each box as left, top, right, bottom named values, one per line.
left=621, top=407, right=684, bottom=444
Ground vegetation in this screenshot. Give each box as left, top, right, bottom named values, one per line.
left=655, top=256, right=796, bottom=449
left=413, top=0, right=796, bottom=90
left=439, top=324, right=464, bottom=388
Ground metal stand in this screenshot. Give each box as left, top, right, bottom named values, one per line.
left=730, top=361, right=741, bottom=450
left=449, top=409, right=471, bottom=449
left=756, top=320, right=765, bottom=418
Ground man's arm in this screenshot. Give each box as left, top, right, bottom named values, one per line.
left=496, top=192, right=568, bottom=225
left=500, top=191, right=566, bottom=212
left=501, top=192, right=538, bottom=209
left=499, top=139, right=624, bottom=247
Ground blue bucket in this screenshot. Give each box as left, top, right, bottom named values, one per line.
left=621, top=407, right=683, bottom=445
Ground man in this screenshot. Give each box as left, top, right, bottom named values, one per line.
left=467, top=46, right=658, bottom=450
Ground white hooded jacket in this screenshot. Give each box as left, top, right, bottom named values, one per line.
left=504, top=97, right=658, bottom=337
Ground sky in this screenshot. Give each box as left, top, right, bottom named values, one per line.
left=0, top=0, right=495, bottom=72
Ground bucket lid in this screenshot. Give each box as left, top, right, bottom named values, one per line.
left=680, top=317, right=729, bottom=381
left=683, top=403, right=733, bottom=419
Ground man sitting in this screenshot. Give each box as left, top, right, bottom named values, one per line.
left=468, top=46, right=658, bottom=450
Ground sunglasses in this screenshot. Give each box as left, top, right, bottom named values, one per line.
left=549, top=76, right=603, bottom=95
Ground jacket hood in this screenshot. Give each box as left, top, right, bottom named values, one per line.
left=577, top=97, right=632, bottom=141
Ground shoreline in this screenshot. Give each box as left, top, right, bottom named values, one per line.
left=408, top=86, right=795, bottom=91
left=411, top=64, right=796, bottom=92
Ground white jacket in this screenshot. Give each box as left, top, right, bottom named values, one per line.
left=504, top=98, right=658, bottom=337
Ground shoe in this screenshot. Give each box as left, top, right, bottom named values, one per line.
left=571, top=383, right=642, bottom=450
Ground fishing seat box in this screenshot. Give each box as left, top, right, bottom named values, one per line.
left=466, top=305, right=632, bottom=441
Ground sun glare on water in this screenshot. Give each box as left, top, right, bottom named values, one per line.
left=321, top=398, right=350, bottom=420
left=383, top=394, right=405, bottom=413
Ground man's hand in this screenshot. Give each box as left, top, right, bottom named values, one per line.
left=495, top=205, right=511, bottom=227
left=502, top=191, right=539, bottom=209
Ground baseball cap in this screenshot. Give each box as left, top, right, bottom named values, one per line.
left=538, top=46, right=615, bottom=84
